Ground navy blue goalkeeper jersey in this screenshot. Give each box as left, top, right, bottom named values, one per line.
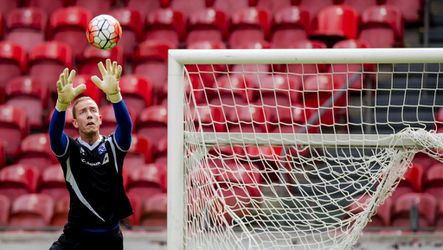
left=49, top=101, right=133, bottom=229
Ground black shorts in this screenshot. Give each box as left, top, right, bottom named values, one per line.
left=49, top=226, right=124, bottom=250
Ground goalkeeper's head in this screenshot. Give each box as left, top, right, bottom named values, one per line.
left=72, top=96, right=102, bottom=137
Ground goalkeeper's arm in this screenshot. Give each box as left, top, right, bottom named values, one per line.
left=91, top=59, right=132, bottom=150
left=49, top=68, right=85, bottom=156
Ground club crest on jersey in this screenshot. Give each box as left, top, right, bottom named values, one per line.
left=80, top=147, right=85, bottom=156
left=98, top=144, right=107, bottom=155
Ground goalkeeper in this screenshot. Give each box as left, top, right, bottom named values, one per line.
left=49, top=59, right=132, bottom=250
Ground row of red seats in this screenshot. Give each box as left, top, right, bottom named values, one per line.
left=0, top=192, right=167, bottom=228
left=0, top=0, right=422, bottom=23
left=353, top=193, right=443, bottom=229
left=0, top=161, right=166, bottom=201
left=0, top=3, right=405, bottom=54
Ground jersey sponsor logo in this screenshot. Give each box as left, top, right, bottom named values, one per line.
left=98, top=143, right=107, bottom=155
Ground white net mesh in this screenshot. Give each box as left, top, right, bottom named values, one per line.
left=179, top=58, right=443, bottom=249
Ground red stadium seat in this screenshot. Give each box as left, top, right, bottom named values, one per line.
left=229, top=8, right=271, bottom=49
left=210, top=75, right=256, bottom=107
left=76, top=0, right=114, bottom=16
left=126, top=134, right=153, bottom=165
left=77, top=46, right=124, bottom=77
left=0, top=194, right=10, bottom=226
left=349, top=195, right=393, bottom=227
left=127, top=193, right=142, bottom=226
left=185, top=41, right=227, bottom=104
left=51, top=195, right=69, bottom=226
left=255, top=74, right=300, bottom=107
left=136, top=105, right=167, bottom=150
left=72, top=74, right=103, bottom=106
left=0, top=105, right=29, bottom=159
left=125, top=0, right=167, bottom=20
left=256, top=0, right=292, bottom=14
left=392, top=193, right=436, bottom=229
left=186, top=8, right=229, bottom=45
left=211, top=0, right=252, bottom=17
left=18, top=133, right=57, bottom=170
left=226, top=105, right=269, bottom=133
left=145, top=8, right=186, bottom=47
left=110, top=8, right=143, bottom=58
left=301, top=74, right=347, bottom=125
left=5, top=76, right=50, bottom=130
left=5, top=7, right=47, bottom=52
left=0, top=164, right=39, bottom=201
left=310, top=5, right=359, bottom=47
left=38, top=165, right=68, bottom=201
left=271, top=6, right=310, bottom=48
left=126, top=164, right=164, bottom=202
left=359, top=5, right=403, bottom=48
left=98, top=104, right=137, bottom=137
left=424, top=163, right=443, bottom=201
left=341, top=0, right=378, bottom=14
left=154, top=137, right=167, bottom=164
left=29, top=41, right=73, bottom=93
left=27, top=0, right=68, bottom=15
left=9, top=193, right=54, bottom=228
left=299, top=0, right=334, bottom=22
left=171, top=0, right=206, bottom=17
left=119, top=75, right=153, bottom=115
left=133, top=40, right=175, bottom=103
left=272, top=39, right=327, bottom=76
left=50, top=7, right=92, bottom=58
left=191, top=105, right=226, bottom=132
left=385, top=0, right=422, bottom=23
left=0, top=143, right=5, bottom=168
left=391, top=163, right=424, bottom=201
left=139, top=192, right=167, bottom=227
left=0, top=42, right=27, bottom=95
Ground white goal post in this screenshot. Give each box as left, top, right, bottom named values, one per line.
left=167, top=48, right=443, bottom=250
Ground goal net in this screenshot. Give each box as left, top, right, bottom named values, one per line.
left=167, top=49, right=443, bottom=250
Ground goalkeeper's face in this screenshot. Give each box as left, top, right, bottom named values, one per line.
left=72, top=98, right=102, bottom=136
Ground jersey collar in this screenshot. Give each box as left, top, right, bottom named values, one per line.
left=77, top=135, right=104, bottom=151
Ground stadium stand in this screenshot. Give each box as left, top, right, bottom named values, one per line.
left=37, top=165, right=68, bottom=201
left=0, top=41, right=27, bottom=94
left=5, top=7, right=47, bottom=52
left=9, top=193, right=54, bottom=228
left=50, top=7, right=92, bottom=59
left=0, top=0, right=440, bottom=242
left=0, top=164, right=39, bottom=202
left=18, top=133, right=56, bottom=169
left=77, top=46, right=125, bottom=76
left=5, top=76, right=50, bottom=130
left=29, top=41, right=73, bottom=94
left=186, top=8, right=229, bottom=45
left=0, top=105, right=29, bottom=159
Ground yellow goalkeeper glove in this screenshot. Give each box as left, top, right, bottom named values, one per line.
left=91, top=59, right=123, bottom=103
left=56, top=68, right=86, bottom=112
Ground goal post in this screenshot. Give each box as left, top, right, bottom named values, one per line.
left=167, top=48, right=443, bottom=250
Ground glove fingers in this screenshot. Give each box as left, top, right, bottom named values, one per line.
left=56, top=80, right=63, bottom=93
left=63, top=68, right=69, bottom=85
left=67, top=69, right=76, bottom=84
left=73, top=84, right=86, bottom=97
left=98, top=61, right=107, bottom=78
left=116, top=65, right=122, bottom=80
left=106, top=59, right=112, bottom=73
left=91, top=75, right=103, bottom=89
left=111, top=61, right=117, bottom=76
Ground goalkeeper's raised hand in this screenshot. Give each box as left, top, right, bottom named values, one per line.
left=91, top=59, right=123, bottom=103
left=56, top=68, right=86, bottom=112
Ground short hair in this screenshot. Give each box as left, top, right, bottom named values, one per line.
left=72, top=96, right=97, bottom=119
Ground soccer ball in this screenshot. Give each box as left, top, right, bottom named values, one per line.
left=86, top=15, right=122, bottom=50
